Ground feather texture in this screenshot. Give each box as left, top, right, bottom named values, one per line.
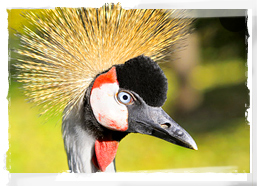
left=15, top=3, right=192, bottom=118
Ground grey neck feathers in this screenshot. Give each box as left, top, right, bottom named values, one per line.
left=62, top=89, right=115, bottom=173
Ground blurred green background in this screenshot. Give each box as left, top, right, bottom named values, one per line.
left=7, top=9, right=250, bottom=173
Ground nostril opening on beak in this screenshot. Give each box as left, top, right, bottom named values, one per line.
left=160, top=123, right=171, bottom=129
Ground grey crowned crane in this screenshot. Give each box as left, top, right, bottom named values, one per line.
left=15, top=4, right=197, bottom=173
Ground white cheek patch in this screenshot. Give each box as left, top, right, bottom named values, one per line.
left=90, top=83, right=129, bottom=131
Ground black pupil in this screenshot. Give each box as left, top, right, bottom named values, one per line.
left=123, top=95, right=128, bottom=100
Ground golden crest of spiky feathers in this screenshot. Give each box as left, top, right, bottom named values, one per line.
left=15, top=4, right=192, bottom=118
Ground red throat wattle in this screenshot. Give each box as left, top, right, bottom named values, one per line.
left=91, top=66, right=122, bottom=171
left=93, top=137, right=119, bottom=172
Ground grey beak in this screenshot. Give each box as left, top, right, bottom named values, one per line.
left=127, top=103, right=198, bottom=150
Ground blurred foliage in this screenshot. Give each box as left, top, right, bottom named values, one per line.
left=190, top=60, right=246, bottom=91
left=194, top=16, right=248, bottom=62
left=7, top=9, right=250, bottom=173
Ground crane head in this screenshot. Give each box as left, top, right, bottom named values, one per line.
left=90, top=55, right=197, bottom=171
left=15, top=6, right=196, bottom=173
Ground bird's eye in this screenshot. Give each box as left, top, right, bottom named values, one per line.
left=117, top=91, right=133, bottom=105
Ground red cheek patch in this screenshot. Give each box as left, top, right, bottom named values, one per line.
left=98, top=113, right=128, bottom=131
left=92, top=67, right=118, bottom=91
left=94, top=137, right=119, bottom=172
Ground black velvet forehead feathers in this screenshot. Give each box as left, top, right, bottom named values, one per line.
left=115, top=55, right=168, bottom=107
